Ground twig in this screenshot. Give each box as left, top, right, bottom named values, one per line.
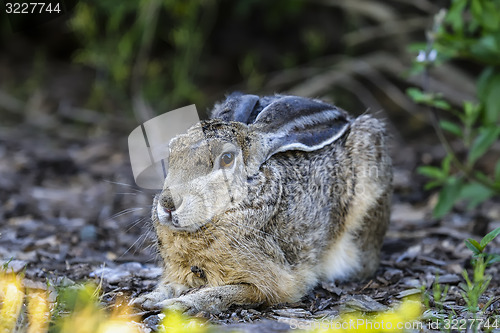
left=335, top=76, right=384, bottom=113
left=388, top=0, right=438, bottom=13
left=311, top=0, right=397, bottom=22
left=343, top=17, right=429, bottom=48
left=280, top=52, right=473, bottom=107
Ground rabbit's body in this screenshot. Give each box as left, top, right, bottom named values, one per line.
left=136, top=94, right=392, bottom=314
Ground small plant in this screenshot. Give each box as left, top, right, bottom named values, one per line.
left=465, top=227, right=500, bottom=266
left=407, top=0, right=500, bottom=218
left=461, top=227, right=500, bottom=332
left=460, top=257, right=491, bottom=313
left=420, top=275, right=456, bottom=332
left=430, top=275, right=450, bottom=316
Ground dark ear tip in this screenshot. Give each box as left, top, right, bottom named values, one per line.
left=212, top=93, right=260, bottom=124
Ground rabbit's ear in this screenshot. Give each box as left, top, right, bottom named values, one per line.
left=211, top=93, right=260, bottom=124
left=249, top=96, right=351, bottom=166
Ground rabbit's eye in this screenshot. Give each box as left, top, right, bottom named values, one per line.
left=219, top=152, right=235, bottom=168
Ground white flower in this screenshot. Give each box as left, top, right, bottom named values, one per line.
left=416, top=49, right=437, bottom=62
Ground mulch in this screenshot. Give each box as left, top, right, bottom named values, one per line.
left=1, top=115, right=499, bottom=332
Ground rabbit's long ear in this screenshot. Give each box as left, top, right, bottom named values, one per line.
left=211, top=93, right=260, bottom=124
left=248, top=96, right=351, bottom=167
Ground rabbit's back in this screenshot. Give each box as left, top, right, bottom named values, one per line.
left=261, top=114, right=391, bottom=282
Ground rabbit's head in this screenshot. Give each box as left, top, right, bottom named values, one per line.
left=155, top=120, right=249, bottom=232
left=155, top=94, right=351, bottom=232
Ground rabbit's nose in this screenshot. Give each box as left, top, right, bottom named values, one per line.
left=159, top=189, right=181, bottom=211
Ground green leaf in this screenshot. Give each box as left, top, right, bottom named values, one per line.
left=424, top=180, right=443, bottom=190
left=473, top=171, right=493, bottom=184
left=445, top=0, right=467, bottom=31
left=407, top=43, right=428, bottom=53
left=418, top=166, right=445, bottom=180
left=458, top=182, right=494, bottom=210
left=486, top=254, right=500, bottom=265
left=440, top=120, right=462, bottom=137
left=468, top=126, right=500, bottom=165
left=406, top=88, right=451, bottom=110
left=433, top=177, right=463, bottom=218
left=484, top=73, right=500, bottom=124
left=469, top=34, right=500, bottom=64
left=480, top=227, right=500, bottom=248
left=477, top=67, right=495, bottom=101
left=470, top=0, right=483, bottom=22
left=442, top=154, right=452, bottom=175
left=406, top=87, right=425, bottom=102
left=480, top=1, right=500, bottom=30
left=465, top=238, right=483, bottom=254
left=495, top=159, right=500, bottom=181
left=432, top=99, right=451, bottom=110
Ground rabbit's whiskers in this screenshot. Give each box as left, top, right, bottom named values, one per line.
left=125, top=215, right=150, bottom=232
left=108, top=207, right=144, bottom=219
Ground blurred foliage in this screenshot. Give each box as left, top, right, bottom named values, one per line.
left=409, top=0, right=500, bottom=218
left=69, top=0, right=209, bottom=113
left=68, top=0, right=312, bottom=116
left=2, top=0, right=443, bottom=128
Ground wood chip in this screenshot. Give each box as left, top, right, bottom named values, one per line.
left=271, top=308, right=312, bottom=318
left=396, top=289, right=422, bottom=299
left=343, top=295, right=388, bottom=312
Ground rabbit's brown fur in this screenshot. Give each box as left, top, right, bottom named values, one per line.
left=135, top=95, right=392, bottom=314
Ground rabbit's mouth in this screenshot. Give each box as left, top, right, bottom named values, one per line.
left=155, top=200, right=207, bottom=232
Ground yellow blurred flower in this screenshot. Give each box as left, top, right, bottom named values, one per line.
left=310, top=297, right=423, bottom=333
left=27, top=290, right=51, bottom=333
left=159, top=310, right=208, bottom=333
left=58, top=286, right=141, bottom=333
left=0, top=273, right=25, bottom=332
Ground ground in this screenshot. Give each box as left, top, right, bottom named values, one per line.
left=0, top=107, right=499, bottom=332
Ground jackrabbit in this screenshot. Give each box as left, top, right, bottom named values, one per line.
left=134, top=93, right=392, bottom=314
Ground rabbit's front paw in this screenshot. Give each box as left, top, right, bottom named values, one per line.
left=158, top=297, right=199, bottom=315
left=157, top=284, right=260, bottom=314
left=132, top=283, right=188, bottom=310
left=158, top=293, right=224, bottom=315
